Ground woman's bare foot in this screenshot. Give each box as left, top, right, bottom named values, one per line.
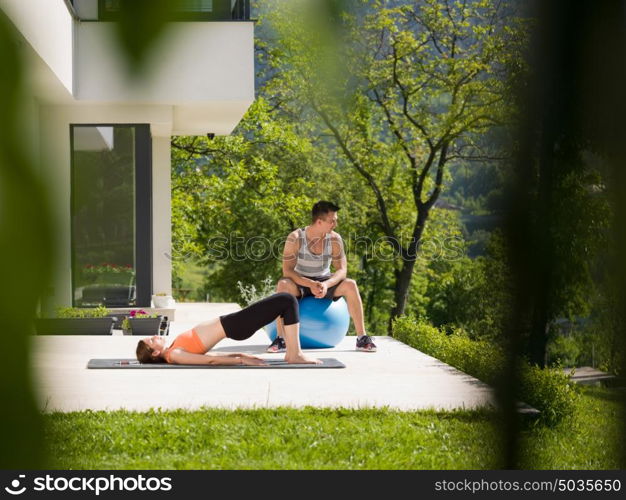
left=285, top=353, right=322, bottom=365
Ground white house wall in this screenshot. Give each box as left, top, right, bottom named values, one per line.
left=152, top=135, right=172, bottom=298
left=173, top=101, right=252, bottom=135
left=0, top=0, right=74, bottom=94
left=75, top=21, right=254, bottom=102
left=2, top=1, right=255, bottom=311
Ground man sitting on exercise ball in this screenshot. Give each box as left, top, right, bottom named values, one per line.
left=266, top=200, right=377, bottom=353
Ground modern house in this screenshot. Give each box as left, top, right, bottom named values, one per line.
left=0, top=0, right=254, bottom=313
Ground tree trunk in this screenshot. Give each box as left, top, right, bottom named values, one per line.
left=387, top=257, right=417, bottom=335
left=386, top=210, right=429, bottom=335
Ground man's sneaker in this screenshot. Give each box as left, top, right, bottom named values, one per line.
left=356, top=335, right=377, bottom=352
left=267, top=336, right=286, bottom=353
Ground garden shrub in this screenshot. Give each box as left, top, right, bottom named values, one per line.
left=547, top=334, right=581, bottom=367
left=519, top=364, right=577, bottom=426
left=393, top=316, right=578, bottom=425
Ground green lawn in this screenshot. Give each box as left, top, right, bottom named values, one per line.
left=520, top=386, right=622, bottom=469
left=43, top=387, right=621, bottom=469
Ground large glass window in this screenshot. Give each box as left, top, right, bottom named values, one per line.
left=71, top=125, right=148, bottom=307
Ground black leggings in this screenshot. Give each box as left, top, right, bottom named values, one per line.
left=219, top=292, right=299, bottom=341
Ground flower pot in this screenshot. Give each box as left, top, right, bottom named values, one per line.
left=129, top=316, right=164, bottom=336
left=152, top=295, right=174, bottom=308
left=35, top=317, right=116, bottom=335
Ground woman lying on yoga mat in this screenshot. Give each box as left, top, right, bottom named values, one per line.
left=136, top=292, right=321, bottom=366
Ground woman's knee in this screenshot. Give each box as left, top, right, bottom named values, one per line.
left=274, top=292, right=299, bottom=323
left=275, top=292, right=298, bottom=307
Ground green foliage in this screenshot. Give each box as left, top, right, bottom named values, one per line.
left=547, top=334, right=582, bottom=368
left=423, top=256, right=494, bottom=335
left=1, top=0, right=190, bottom=468
left=393, top=315, right=578, bottom=425
left=417, top=229, right=512, bottom=341
left=171, top=98, right=319, bottom=302
left=254, top=0, right=527, bottom=325
left=174, top=0, right=611, bottom=364
left=545, top=317, right=623, bottom=375
left=545, top=162, right=611, bottom=321
left=519, top=386, right=621, bottom=469
left=56, top=306, right=109, bottom=319
left=447, top=161, right=506, bottom=215
left=519, top=365, right=577, bottom=427
left=572, top=200, right=623, bottom=375
left=236, top=276, right=276, bottom=306
left=113, top=0, right=180, bottom=74
left=0, top=10, right=54, bottom=467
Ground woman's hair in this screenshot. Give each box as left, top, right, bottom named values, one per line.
left=136, top=339, right=164, bottom=363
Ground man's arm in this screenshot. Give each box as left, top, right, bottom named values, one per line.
left=324, top=233, right=347, bottom=287
left=282, top=230, right=320, bottom=288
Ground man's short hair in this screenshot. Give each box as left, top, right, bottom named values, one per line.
left=311, top=201, right=340, bottom=222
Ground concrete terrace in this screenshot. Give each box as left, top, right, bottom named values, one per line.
left=32, top=303, right=496, bottom=413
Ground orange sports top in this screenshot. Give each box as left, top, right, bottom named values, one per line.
left=163, top=329, right=206, bottom=363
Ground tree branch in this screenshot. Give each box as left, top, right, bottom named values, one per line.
left=372, top=88, right=417, bottom=170
left=391, top=41, right=434, bottom=148
left=415, top=148, right=437, bottom=208
left=171, top=139, right=223, bottom=158
left=425, top=142, right=449, bottom=210
left=446, top=153, right=510, bottom=162
left=311, top=100, right=405, bottom=258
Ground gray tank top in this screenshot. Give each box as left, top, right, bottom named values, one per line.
left=294, top=227, right=332, bottom=277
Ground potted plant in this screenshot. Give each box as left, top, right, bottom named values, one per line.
left=122, top=309, right=165, bottom=336
left=152, top=292, right=175, bottom=308
left=35, top=306, right=116, bottom=335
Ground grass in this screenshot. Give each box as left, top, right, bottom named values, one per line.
left=519, top=386, right=623, bottom=469
left=173, top=259, right=209, bottom=302
left=43, top=387, right=621, bottom=470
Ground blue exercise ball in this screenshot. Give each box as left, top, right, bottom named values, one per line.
left=266, top=296, right=350, bottom=348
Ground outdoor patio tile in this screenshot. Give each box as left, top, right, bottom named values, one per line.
left=31, top=324, right=496, bottom=413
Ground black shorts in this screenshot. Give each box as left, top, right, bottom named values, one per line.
left=219, top=292, right=299, bottom=341
left=296, top=275, right=344, bottom=301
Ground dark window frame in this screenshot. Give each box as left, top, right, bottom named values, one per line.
left=70, top=124, right=153, bottom=308
left=97, top=0, right=250, bottom=21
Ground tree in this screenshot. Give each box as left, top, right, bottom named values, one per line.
left=170, top=98, right=319, bottom=301
left=261, top=0, right=525, bottom=331
left=504, top=0, right=612, bottom=368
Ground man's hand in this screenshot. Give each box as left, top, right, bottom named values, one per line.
left=312, top=281, right=328, bottom=299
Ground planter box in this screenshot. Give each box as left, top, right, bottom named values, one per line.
left=108, top=313, right=130, bottom=330
left=35, top=317, right=116, bottom=335
left=128, top=316, right=164, bottom=336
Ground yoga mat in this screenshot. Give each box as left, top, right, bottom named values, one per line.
left=87, top=358, right=345, bottom=369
